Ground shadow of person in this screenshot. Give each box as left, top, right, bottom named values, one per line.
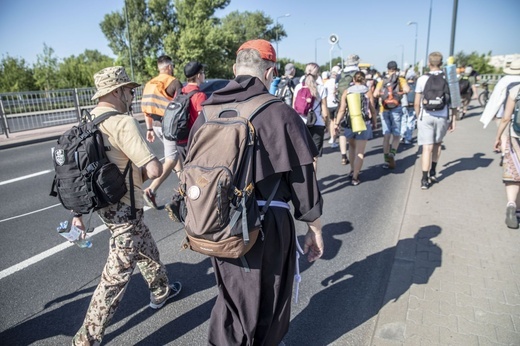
left=439, top=152, right=493, bottom=181
left=0, top=258, right=215, bottom=345
left=286, top=225, right=442, bottom=345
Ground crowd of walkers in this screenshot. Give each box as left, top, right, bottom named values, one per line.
left=68, top=36, right=520, bottom=345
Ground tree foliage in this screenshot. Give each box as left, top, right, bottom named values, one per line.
left=57, top=50, right=115, bottom=89
left=33, top=43, right=60, bottom=91
left=0, top=55, right=36, bottom=92
left=454, top=51, right=496, bottom=74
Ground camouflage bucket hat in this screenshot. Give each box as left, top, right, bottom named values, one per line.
left=91, top=66, right=141, bottom=100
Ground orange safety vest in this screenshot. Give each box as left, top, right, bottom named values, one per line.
left=141, top=74, right=176, bottom=116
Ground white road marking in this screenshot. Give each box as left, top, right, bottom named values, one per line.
left=0, top=206, right=151, bottom=280
left=0, top=223, right=108, bottom=280
left=0, top=170, right=53, bottom=186
left=0, top=204, right=62, bottom=223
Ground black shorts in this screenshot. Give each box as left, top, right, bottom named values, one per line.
left=308, top=125, right=325, bottom=157
left=328, top=106, right=338, bottom=120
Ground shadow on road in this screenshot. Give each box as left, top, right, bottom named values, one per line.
left=440, top=152, right=493, bottom=182
left=0, top=258, right=215, bottom=345
left=286, top=225, right=442, bottom=345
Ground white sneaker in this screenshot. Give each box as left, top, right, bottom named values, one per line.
left=328, top=138, right=334, bottom=144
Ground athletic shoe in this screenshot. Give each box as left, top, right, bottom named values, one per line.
left=387, top=153, right=396, bottom=169
left=330, top=142, right=339, bottom=148
left=328, top=138, right=334, bottom=144
left=429, top=170, right=437, bottom=183
left=506, top=204, right=519, bottom=229
left=150, top=282, right=182, bottom=309
left=421, top=178, right=430, bottom=190
left=144, top=189, right=158, bottom=209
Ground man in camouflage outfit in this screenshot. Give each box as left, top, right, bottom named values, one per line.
left=72, top=66, right=182, bottom=346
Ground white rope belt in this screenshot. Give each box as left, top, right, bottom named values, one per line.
left=256, top=200, right=290, bottom=209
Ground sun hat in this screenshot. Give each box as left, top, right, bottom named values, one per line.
left=184, top=61, right=205, bottom=78
left=345, top=54, right=360, bottom=66
left=91, top=66, right=140, bottom=100
left=504, top=59, right=520, bottom=75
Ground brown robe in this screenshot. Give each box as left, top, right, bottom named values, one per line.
left=191, top=76, right=323, bottom=345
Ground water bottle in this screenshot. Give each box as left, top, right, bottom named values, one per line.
left=57, top=220, right=92, bottom=248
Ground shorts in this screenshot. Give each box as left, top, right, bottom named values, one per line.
left=328, top=106, right=338, bottom=120
left=344, top=122, right=373, bottom=140
left=308, top=125, right=325, bottom=157
left=381, top=106, right=403, bottom=136
left=153, top=125, right=179, bottom=161
left=417, top=113, right=449, bottom=145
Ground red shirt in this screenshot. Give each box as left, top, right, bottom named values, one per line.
left=178, top=84, right=207, bottom=144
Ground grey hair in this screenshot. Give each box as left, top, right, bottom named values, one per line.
left=235, top=49, right=275, bottom=79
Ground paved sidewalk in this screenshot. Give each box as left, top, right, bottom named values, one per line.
left=372, top=105, right=520, bottom=345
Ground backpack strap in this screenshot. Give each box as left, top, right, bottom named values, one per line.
left=202, top=93, right=282, bottom=122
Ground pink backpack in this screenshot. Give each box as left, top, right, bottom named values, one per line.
left=293, top=83, right=315, bottom=115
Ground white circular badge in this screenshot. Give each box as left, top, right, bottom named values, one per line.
left=187, top=186, right=201, bottom=200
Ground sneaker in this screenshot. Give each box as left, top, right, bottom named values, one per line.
left=387, top=153, right=396, bottom=169
left=150, top=282, right=182, bottom=309
left=506, top=204, right=519, bottom=229
left=328, top=138, right=334, bottom=144
left=144, top=189, right=158, bottom=209
left=421, top=178, right=430, bottom=190
left=330, top=142, right=339, bottom=148
left=429, top=170, right=437, bottom=183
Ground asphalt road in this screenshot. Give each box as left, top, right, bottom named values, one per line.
left=0, top=123, right=416, bottom=345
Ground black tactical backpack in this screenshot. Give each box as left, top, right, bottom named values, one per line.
left=50, top=110, right=133, bottom=219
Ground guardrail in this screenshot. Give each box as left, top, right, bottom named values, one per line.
left=0, top=87, right=143, bottom=138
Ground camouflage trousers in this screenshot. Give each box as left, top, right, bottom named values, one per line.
left=72, top=202, right=169, bottom=346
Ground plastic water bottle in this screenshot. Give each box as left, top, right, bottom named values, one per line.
left=57, top=220, right=92, bottom=248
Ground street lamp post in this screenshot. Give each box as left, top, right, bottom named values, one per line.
left=275, top=13, right=290, bottom=59
left=425, top=0, right=433, bottom=69
left=407, top=21, right=418, bottom=71
left=314, top=37, right=323, bottom=63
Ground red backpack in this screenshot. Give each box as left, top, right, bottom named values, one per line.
left=293, top=83, right=315, bottom=115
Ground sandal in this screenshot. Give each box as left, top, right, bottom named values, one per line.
left=352, top=178, right=360, bottom=186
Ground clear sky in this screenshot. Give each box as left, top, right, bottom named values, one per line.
left=1, top=0, right=519, bottom=73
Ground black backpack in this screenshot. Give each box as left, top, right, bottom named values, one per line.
left=162, top=90, right=199, bottom=141
left=459, top=76, right=471, bottom=95
left=274, top=76, right=294, bottom=106
left=50, top=110, right=133, bottom=222
left=422, top=72, right=450, bottom=111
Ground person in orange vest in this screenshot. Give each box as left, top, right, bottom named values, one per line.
left=141, top=55, right=182, bottom=208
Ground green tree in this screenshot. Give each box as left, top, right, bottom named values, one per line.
left=0, top=55, right=36, bottom=92
left=100, top=0, right=176, bottom=83
left=454, top=51, right=496, bottom=74
left=33, top=43, right=60, bottom=91
left=57, top=50, right=115, bottom=89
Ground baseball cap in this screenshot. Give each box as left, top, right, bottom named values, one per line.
left=285, top=63, right=295, bottom=73
left=387, top=61, right=398, bottom=70
left=184, top=61, right=205, bottom=78
left=237, top=39, right=277, bottom=63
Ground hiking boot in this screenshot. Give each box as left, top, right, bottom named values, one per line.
left=144, top=189, right=158, bottom=209
left=150, top=282, right=182, bottom=310
left=421, top=178, right=430, bottom=190
left=387, top=153, right=396, bottom=169
left=506, top=204, right=519, bottom=229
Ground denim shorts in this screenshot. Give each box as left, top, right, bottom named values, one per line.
left=381, top=106, right=404, bottom=136
left=344, top=122, right=373, bottom=140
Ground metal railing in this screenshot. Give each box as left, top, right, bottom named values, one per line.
left=0, top=87, right=143, bottom=137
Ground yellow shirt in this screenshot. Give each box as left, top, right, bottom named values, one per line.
left=91, top=107, right=155, bottom=208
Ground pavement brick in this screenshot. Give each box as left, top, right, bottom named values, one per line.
left=504, top=291, right=520, bottom=306
left=439, top=300, right=475, bottom=322
left=477, top=336, right=507, bottom=346
left=495, top=325, right=520, bottom=345
left=404, top=321, right=440, bottom=343
left=440, top=279, right=472, bottom=296
left=409, top=296, right=440, bottom=314
left=438, top=326, right=479, bottom=345
left=424, top=287, right=457, bottom=306
left=457, top=316, right=498, bottom=341
left=512, top=315, right=520, bottom=332
left=456, top=292, right=492, bottom=311
left=474, top=308, right=515, bottom=332
left=423, top=310, right=458, bottom=331
left=409, top=284, right=426, bottom=300
left=472, top=286, right=506, bottom=304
